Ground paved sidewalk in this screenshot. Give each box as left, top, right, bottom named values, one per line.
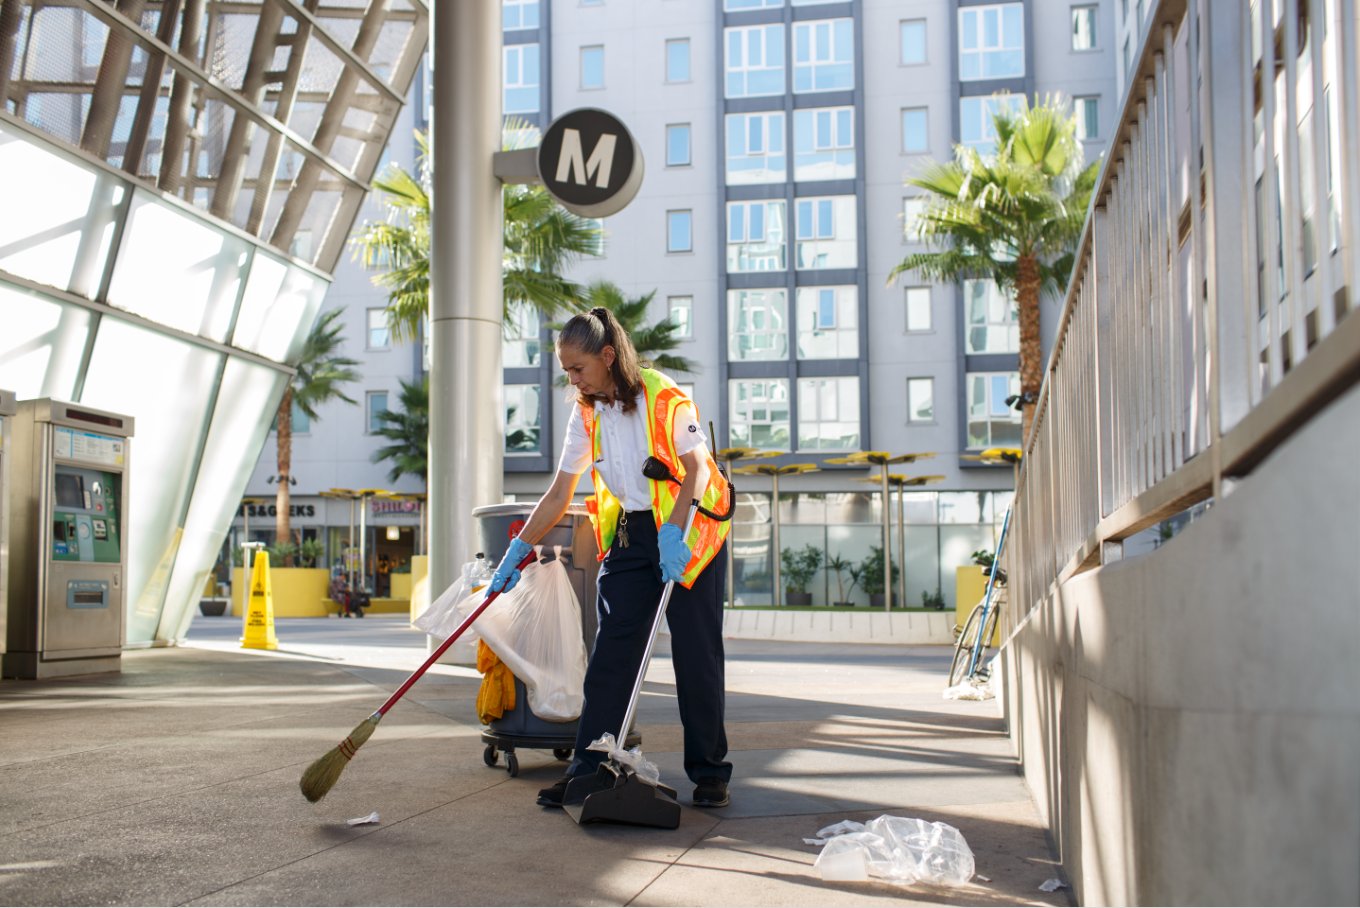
left=0, top=618, right=1068, bottom=906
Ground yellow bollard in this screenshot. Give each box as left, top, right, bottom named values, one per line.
left=241, top=548, right=279, bottom=650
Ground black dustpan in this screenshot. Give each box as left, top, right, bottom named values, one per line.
left=563, top=761, right=681, bottom=829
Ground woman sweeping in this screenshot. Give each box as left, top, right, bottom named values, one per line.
left=488, top=307, right=733, bottom=809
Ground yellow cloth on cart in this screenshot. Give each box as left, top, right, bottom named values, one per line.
left=475, top=639, right=517, bottom=724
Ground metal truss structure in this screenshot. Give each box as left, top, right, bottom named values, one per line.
left=0, top=0, right=427, bottom=274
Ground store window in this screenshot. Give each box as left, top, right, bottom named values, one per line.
left=503, top=0, right=539, bottom=30
left=964, top=279, right=1019, bottom=354
left=667, top=124, right=691, bottom=166
left=503, top=305, right=540, bottom=367
left=367, top=391, right=389, bottom=434
left=503, top=44, right=540, bottom=113
left=728, top=289, right=788, bottom=361
left=905, top=286, right=931, bottom=332
left=727, top=199, right=787, bottom=271
left=795, top=196, right=856, bottom=269
left=729, top=378, right=790, bottom=448
left=966, top=371, right=1022, bottom=448
left=793, top=19, right=853, bottom=92
left=907, top=377, right=934, bottom=422
left=901, top=19, right=926, bottom=64
left=366, top=308, right=390, bottom=349
left=668, top=296, right=693, bottom=337
left=1071, top=5, right=1097, bottom=49
left=505, top=384, right=541, bottom=454
left=797, top=376, right=860, bottom=450
left=795, top=286, right=858, bottom=359
left=792, top=106, right=853, bottom=181
left=960, top=93, right=1025, bottom=156
left=958, top=4, right=1024, bottom=80
left=725, top=25, right=785, bottom=98
left=726, top=112, right=787, bottom=184
left=668, top=210, right=692, bottom=252
left=666, top=38, right=690, bottom=82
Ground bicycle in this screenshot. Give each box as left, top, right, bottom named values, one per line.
left=947, top=505, right=1011, bottom=688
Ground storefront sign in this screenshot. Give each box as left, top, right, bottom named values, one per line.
left=538, top=108, right=644, bottom=218
left=372, top=499, right=420, bottom=516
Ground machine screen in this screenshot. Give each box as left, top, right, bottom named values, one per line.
left=55, top=473, right=84, bottom=509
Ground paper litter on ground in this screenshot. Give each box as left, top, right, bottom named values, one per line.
left=1039, top=878, right=1068, bottom=891
left=806, top=816, right=975, bottom=887
left=347, top=812, right=380, bottom=826
left=943, top=678, right=994, bottom=700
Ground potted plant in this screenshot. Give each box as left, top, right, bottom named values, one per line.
left=826, top=553, right=858, bottom=607
left=859, top=546, right=900, bottom=609
left=921, top=587, right=946, bottom=610
left=780, top=545, right=822, bottom=606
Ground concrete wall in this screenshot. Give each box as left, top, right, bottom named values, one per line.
left=997, top=382, right=1360, bottom=904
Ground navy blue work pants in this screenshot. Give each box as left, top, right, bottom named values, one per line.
left=566, top=513, right=731, bottom=784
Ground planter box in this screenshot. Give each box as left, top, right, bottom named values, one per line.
left=785, top=592, right=813, bottom=606
left=231, top=567, right=332, bottom=617
left=199, top=598, right=228, bottom=617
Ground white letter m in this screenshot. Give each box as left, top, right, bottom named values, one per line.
left=555, top=128, right=618, bottom=188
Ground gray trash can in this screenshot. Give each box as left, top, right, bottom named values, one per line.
left=471, top=503, right=639, bottom=777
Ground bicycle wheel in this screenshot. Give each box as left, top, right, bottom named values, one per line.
left=948, top=603, right=983, bottom=688
left=974, top=606, right=1001, bottom=680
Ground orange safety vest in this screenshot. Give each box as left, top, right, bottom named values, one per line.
left=581, top=369, right=731, bottom=588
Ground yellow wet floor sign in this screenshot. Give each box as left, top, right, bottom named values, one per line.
left=241, top=550, right=278, bottom=650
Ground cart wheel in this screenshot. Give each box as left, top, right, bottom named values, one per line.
left=505, top=752, right=520, bottom=777
left=483, top=744, right=498, bottom=767
left=553, top=749, right=572, bottom=761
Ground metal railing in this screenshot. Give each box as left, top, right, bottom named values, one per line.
left=1006, top=0, right=1360, bottom=627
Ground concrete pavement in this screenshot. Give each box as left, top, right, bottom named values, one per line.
left=0, top=617, right=1068, bottom=906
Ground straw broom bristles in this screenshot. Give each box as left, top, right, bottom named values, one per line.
left=300, top=713, right=380, bottom=803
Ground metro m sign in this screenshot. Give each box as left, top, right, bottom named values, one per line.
left=536, top=108, right=644, bottom=218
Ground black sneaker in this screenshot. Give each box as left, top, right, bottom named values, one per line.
left=692, top=777, right=730, bottom=808
left=536, top=774, right=575, bottom=808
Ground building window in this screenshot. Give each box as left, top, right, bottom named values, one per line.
left=367, top=391, right=389, bottom=434
left=366, top=308, right=391, bottom=349
left=793, top=19, right=853, bottom=93
left=725, top=0, right=780, bottom=9
left=727, top=200, right=787, bottom=272
left=667, top=209, right=692, bottom=253
left=666, top=39, right=690, bottom=82
left=725, top=25, right=785, bottom=98
left=1135, top=0, right=1144, bottom=27
left=797, top=376, right=860, bottom=451
left=792, top=107, right=853, bottom=181
left=1074, top=96, right=1099, bottom=139
left=907, top=377, right=934, bottom=422
left=727, top=112, right=787, bottom=184
left=960, top=94, right=1025, bottom=156
left=1123, top=36, right=1132, bottom=75
left=958, top=4, right=1024, bottom=80
left=903, top=197, right=927, bottom=241
left=729, top=378, right=790, bottom=448
left=795, top=286, right=858, bottom=359
left=668, top=296, right=693, bottom=338
left=901, top=19, right=926, bottom=64
left=272, top=398, right=312, bottom=434
left=964, top=280, right=1019, bottom=354
left=901, top=107, right=928, bottom=153
left=676, top=382, right=695, bottom=398
left=667, top=124, right=691, bottom=166
left=581, top=45, right=604, bottom=89
left=503, top=0, right=539, bottom=30
left=503, top=305, right=541, bottom=367
left=505, top=384, right=541, bottom=454
left=795, top=196, right=856, bottom=270
left=728, top=289, right=788, bottom=361
left=905, top=286, right=931, bottom=332
left=966, top=371, right=1022, bottom=448
left=1071, top=5, right=1097, bottom=50
left=503, top=44, right=540, bottom=113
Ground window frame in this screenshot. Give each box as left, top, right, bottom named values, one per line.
left=502, top=0, right=541, bottom=31
left=726, top=111, right=788, bottom=184
left=728, top=377, right=791, bottom=449
left=728, top=289, right=789, bottom=362
left=1070, top=4, right=1098, bottom=51
left=957, top=3, right=1025, bottom=81
left=963, top=279, right=1020, bottom=355
left=900, top=107, right=928, bottom=153
left=900, top=18, right=927, bottom=65
left=726, top=199, right=788, bottom=272
left=366, top=391, right=390, bottom=435
left=503, top=44, right=541, bottom=114
left=1074, top=95, right=1099, bottom=140
left=365, top=307, right=391, bottom=351
left=666, top=38, right=691, bottom=83
left=906, top=377, right=935, bottom=423
left=959, top=93, right=1026, bottom=156
left=724, top=24, right=786, bottom=99
left=795, top=375, right=861, bottom=452
left=792, top=19, right=855, bottom=94
left=904, top=286, right=932, bottom=333
left=666, top=123, right=692, bottom=167
left=668, top=295, right=694, bottom=338
left=965, top=370, right=1023, bottom=449
left=794, top=285, right=859, bottom=360
left=504, top=383, right=543, bottom=455
left=580, top=45, right=605, bottom=90
left=794, top=195, right=856, bottom=270
left=667, top=209, right=693, bottom=253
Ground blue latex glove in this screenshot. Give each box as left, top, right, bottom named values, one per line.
left=490, top=537, right=534, bottom=594
left=657, top=523, right=692, bottom=584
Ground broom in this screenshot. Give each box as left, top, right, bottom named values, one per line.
left=300, top=550, right=537, bottom=802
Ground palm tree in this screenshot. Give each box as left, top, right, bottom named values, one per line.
left=889, top=98, right=1099, bottom=442
left=352, top=123, right=602, bottom=344
left=551, top=280, right=700, bottom=386
left=275, top=308, right=362, bottom=562
left=370, top=376, right=428, bottom=485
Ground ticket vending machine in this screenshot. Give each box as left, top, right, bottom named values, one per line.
left=0, top=389, right=16, bottom=662
left=3, top=399, right=134, bottom=679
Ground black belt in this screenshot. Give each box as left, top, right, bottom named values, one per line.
left=623, top=509, right=652, bottom=518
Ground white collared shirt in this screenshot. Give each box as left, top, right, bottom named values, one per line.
left=558, top=389, right=708, bottom=511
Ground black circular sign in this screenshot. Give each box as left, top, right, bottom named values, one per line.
left=537, top=108, right=644, bottom=218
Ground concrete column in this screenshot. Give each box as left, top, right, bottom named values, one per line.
left=428, top=0, right=504, bottom=610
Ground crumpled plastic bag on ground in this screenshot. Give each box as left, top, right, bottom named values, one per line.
left=943, top=678, right=994, bottom=700
left=810, top=816, right=975, bottom=887
left=587, top=732, right=661, bottom=786
left=1039, top=878, right=1068, bottom=892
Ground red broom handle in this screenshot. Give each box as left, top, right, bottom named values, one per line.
left=372, top=550, right=537, bottom=719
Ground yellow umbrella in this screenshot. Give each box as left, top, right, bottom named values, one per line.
left=712, top=447, right=784, bottom=606
left=853, top=474, right=945, bottom=608
left=731, top=463, right=820, bottom=606
left=825, top=452, right=936, bottom=611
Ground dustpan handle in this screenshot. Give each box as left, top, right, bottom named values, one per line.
left=614, top=501, right=699, bottom=745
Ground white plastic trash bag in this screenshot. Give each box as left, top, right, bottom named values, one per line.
left=811, top=816, right=975, bottom=887
left=587, top=732, right=661, bottom=786
left=943, top=678, right=994, bottom=700
left=458, top=549, right=588, bottom=722
left=413, top=573, right=482, bottom=644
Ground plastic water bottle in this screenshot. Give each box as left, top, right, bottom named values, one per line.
left=466, top=552, right=493, bottom=593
